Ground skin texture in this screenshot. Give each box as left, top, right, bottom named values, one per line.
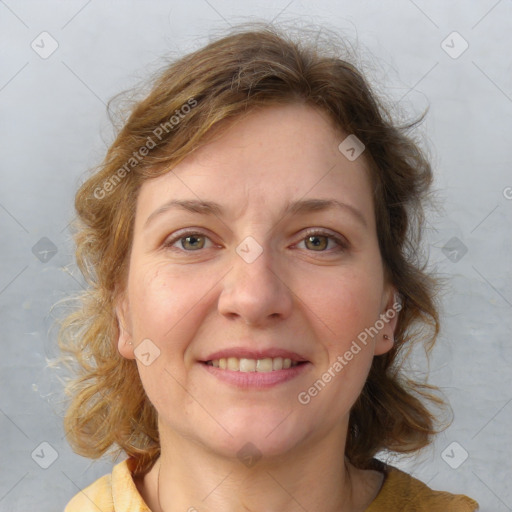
left=116, top=103, right=398, bottom=512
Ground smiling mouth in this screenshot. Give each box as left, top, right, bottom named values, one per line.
left=204, top=357, right=305, bottom=372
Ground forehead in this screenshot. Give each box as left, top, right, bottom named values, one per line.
left=135, top=103, right=375, bottom=228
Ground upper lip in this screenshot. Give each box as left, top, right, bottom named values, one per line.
left=202, top=347, right=309, bottom=363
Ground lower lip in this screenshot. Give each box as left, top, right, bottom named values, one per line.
left=200, top=362, right=311, bottom=389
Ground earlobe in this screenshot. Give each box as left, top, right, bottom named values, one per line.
left=115, top=296, right=135, bottom=360
left=374, top=286, right=401, bottom=356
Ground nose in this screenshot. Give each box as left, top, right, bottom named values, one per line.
left=217, top=237, right=294, bottom=327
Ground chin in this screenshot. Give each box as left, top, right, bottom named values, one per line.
left=196, top=409, right=314, bottom=462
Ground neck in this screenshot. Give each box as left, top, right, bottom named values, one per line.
left=148, top=422, right=366, bottom=512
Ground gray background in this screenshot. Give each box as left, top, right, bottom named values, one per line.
left=1, top=1, right=511, bottom=511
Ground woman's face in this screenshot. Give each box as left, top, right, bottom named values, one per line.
left=117, top=103, right=398, bottom=460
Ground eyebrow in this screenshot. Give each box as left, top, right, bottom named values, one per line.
left=144, top=198, right=368, bottom=229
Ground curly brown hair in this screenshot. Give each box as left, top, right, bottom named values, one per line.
left=56, top=21, right=449, bottom=476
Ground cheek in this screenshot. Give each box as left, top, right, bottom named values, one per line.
left=126, top=262, right=210, bottom=409
left=298, top=270, right=381, bottom=417
left=127, top=261, right=207, bottom=342
left=304, top=266, right=383, bottom=347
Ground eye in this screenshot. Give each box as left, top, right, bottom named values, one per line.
left=163, top=230, right=213, bottom=251
left=163, top=228, right=348, bottom=254
left=296, top=229, right=347, bottom=253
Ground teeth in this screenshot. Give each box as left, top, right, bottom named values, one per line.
left=227, top=357, right=238, bottom=371
left=256, top=358, right=272, bottom=372
left=272, top=357, right=283, bottom=370
left=209, top=357, right=298, bottom=372
left=240, top=358, right=256, bottom=372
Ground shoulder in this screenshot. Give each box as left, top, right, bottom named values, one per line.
left=64, top=458, right=151, bottom=512
left=366, top=462, right=480, bottom=512
left=64, top=471, right=113, bottom=512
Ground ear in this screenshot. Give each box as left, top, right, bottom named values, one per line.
left=373, top=284, right=401, bottom=356
left=115, top=293, right=136, bottom=360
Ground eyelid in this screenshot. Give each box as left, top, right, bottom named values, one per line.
left=299, top=228, right=349, bottom=251
left=163, top=227, right=348, bottom=253
left=163, top=228, right=216, bottom=250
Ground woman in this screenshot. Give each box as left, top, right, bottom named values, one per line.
left=60, top=23, right=480, bottom=511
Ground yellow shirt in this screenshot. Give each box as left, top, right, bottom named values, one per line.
left=65, top=457, right=480, bottom=511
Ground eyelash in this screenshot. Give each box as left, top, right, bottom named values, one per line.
left=163, top=228, right=348, bottom=255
